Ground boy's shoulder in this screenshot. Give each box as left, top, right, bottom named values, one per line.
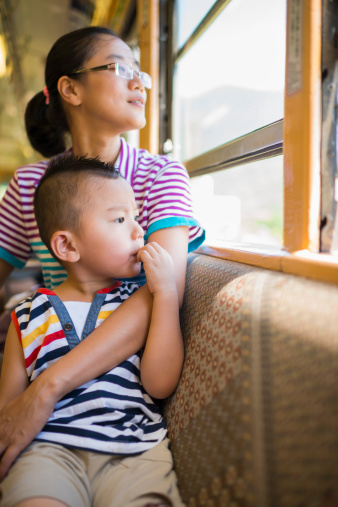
left=14, top=288, right=54, bottom=313
left=12, top=290, right=51, bottom=331
left=14, top=289, right=46, bottom=309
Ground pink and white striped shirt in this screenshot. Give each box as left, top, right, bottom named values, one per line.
left=0, top=137, right=205, bottom=289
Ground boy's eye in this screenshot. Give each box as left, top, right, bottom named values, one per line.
left=115, top=217, right=125, bottom=224
left=134, top=216, right=139, bottom=222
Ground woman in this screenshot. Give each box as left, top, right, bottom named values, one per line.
left=0, top=26, right=204, bottom=480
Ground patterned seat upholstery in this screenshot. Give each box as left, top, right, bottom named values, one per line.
left=162, top=253, right=338, bottom=507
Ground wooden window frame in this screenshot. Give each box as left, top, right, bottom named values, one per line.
left=177, top=0, right=338, bottom=284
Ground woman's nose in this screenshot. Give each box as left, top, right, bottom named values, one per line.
left=129, top=75, right=145, bottom=92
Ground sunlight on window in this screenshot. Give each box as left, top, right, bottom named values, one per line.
left=173, top=0, right=287, bottom=161
left=191, top=156, right=283, bottom=247
left=176, top=0, right=216, bottom=48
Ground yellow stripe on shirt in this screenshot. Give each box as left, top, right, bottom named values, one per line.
left=22, top=313, right=60, bottom=349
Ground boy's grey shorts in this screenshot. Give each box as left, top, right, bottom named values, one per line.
left=0, top=438, right=185, bottom=507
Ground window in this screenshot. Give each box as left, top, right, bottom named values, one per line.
left=159, top=0, right=338, bottom=283
left=170, top=0, right=286, bottom=248
left=173, top=0, right=286, bottom=161
left=191, top=155, right=283, bottom=246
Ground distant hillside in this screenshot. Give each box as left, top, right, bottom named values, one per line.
left=176, top=85, right=283, bottom=161
left=179, top=85, right=284, bottom=245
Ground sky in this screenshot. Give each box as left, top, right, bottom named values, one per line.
left=176, top=0, right=287, bottom=97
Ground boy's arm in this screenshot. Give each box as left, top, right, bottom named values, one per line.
left=0, top=322, right=29, bottom=410
left=137, top=243, right=184, bottom=399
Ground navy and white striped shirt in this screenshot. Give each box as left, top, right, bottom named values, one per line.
left=12, top=282, right=167, bottom=455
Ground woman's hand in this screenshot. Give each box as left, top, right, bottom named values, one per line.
left=0, top=379, right=55, bottom=481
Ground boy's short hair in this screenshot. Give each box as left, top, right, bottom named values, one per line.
left=34, top=153, right=121, bottom=253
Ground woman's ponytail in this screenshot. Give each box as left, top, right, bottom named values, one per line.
left=24, top=26, right=118, bottom=158
left=25, top=91, right=67, bottom=158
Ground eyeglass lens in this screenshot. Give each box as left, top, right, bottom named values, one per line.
left=115, top=63, right=152, bottom=89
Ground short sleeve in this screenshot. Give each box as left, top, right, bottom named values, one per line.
left=140, top=157, right=205, bottom=253
left=0, top=171, right=32, bottom=268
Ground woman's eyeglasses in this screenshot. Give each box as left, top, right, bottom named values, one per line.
left=69, top=62, right=152, bottom=89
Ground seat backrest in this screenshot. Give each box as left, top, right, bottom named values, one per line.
left=162, top=253, right=338, bottom=507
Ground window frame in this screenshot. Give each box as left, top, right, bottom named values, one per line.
left=167, top=0, right=338, bottom=284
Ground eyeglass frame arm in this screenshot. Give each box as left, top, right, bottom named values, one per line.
left=70, top=64, right=115, bottom=75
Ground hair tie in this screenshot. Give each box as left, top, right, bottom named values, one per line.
left=43, top=86, right=50, bottom=105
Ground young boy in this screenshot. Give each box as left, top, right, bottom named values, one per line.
left=0, top=154, right=185, bottom=507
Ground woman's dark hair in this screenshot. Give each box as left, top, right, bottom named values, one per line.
left=25, top=26, right=118, bottom=158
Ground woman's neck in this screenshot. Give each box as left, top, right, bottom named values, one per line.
left=71, top=132, right=121, bottom=164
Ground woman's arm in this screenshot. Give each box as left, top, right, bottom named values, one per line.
left=0, top=322, right=29, bottom=409
left=0, top=226, right=189, bottom=480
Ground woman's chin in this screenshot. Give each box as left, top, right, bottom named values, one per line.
left=133, top=117, right=146, bottom=130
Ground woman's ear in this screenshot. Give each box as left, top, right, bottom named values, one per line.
left=57, top=76, right=82, bottom=106
left=50, top=231, right=80, bottom=264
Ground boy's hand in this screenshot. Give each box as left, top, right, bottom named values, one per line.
left=137, top=242, right=177, bottom=296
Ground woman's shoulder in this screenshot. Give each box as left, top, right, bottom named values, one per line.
left=135, top=146, right=187, bottom=179
left=14, top=159, right=49, bottom=185
left=137, top=147, right=182, bottom=167
left=120, top=138, right=186, bottom=181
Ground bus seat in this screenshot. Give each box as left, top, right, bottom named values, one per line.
left=162, top=252, right=338, bottom=506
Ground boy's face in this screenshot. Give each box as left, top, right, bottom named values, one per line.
left=74, top=176, right=144, bottom=282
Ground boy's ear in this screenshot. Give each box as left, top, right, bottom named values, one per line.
left=50, top=231, right=80, bottom=263
left=57, top=76, right=82, bottom=106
